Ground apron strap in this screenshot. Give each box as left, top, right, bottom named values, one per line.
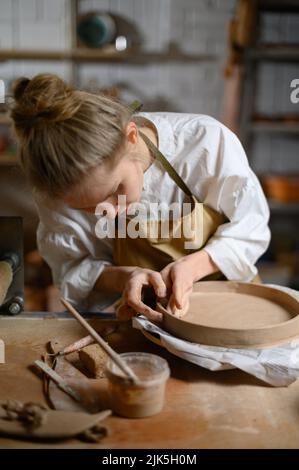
left=139, top=131, right=193, bottom=198
left=129, top=100, right=143, bottom=114
left=128, top=99, right=193, bottom=198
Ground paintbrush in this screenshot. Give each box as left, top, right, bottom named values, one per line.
left=60, top=298, right=140, bottom=385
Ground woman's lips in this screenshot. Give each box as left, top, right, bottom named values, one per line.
left=107, top=200, right=140, bottom=218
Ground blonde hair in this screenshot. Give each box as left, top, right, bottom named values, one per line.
left=11, top=74, right=132, bottom=198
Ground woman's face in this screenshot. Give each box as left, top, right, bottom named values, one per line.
left=63, top=122, right=146, bottom=217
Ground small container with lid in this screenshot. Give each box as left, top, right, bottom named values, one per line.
left=105, top=352, right=170, bottom=418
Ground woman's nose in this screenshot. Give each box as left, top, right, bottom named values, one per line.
left=95, top=202, right=118, bottom=219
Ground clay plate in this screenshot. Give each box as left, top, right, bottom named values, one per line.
left=156, top=281, right=299, bottom=348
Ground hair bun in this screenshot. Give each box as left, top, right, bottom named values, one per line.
left=13, top=77, right=31, bottom=102
left=11, top=74, right=81, bottom=132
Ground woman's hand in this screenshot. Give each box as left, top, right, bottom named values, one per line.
left=160, top=258, right=195, bottom=318
left=119, top=268, right=167, bottom=322
left=113, top=251, right=219, bottom=322
left=160, top=250, right=219, bottom=318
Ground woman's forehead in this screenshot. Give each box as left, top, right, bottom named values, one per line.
left=63, top=174, right=116, bottom=208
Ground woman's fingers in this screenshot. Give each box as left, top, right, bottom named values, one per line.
left=170, top=263, right=194, bottom=309
left=125, top=296, right=163, bottom=322
left=116, top=303, right=136, bottom=321
left=171, top=276, right=185, bottom=309
left=161, top=262, right=191, bottom=308
left=118, top=298, right=163, bottom=323
left=160, top=265, right=172, bottom=291
left=141, top=306, right=163, bottom=322
left=167, top=294, right=190, bottom=318
left=167, top=284, right=192, bottom=318
left=147, top=272, right=167, bottom=298
left=124, top=277, right=144, bottom=310
left=127, top=294, right=163, bottom=322
left=177, top=298, right=190, bottom=318
left=124, top=271, right=164, bottom=322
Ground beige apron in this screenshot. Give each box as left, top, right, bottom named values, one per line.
left=113, top=103, right=260, bottom=283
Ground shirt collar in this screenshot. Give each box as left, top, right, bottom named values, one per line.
left=135, top=112, right=175, bottom=190
left=136, top=112, right=175, bottom=158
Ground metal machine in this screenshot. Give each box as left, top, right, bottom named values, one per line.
left=0, top=216, right=24, bottom=315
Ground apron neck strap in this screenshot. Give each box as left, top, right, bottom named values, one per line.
left=128, top=100, right=193, bottom=198
left=139, top=130, right=193, bottom=198
left=129, top=100, right=143, bottom=114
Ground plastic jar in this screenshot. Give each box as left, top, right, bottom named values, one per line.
left=105, top=352, right=170, bottom=418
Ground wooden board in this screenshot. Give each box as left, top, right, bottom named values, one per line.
left=1, top=315, right=299, bottom=448
left=157, top=281, right=299, bottom=348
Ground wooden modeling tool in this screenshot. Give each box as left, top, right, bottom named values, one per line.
left=60, top=298, right=140, bottom=384
left=58, top=335, right=95, bottom=356
left=58, top=326, right=117, bottom=356
left=35, top=360, right=82, bottom=402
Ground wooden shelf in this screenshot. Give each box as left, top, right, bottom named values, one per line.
left=0, top=47, right=215, bottom=64
left=251, top=121, right=299, bottom=134
left=260, top=0, right=299, bottom=12
left=0, top=47, right=130, bottom=62
left=247, top=45, right=299, bottom=61
left=0, top=153, right=18, bottom=166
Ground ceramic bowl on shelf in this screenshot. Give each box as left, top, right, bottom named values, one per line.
left=77, top=12, right=116, bottom=48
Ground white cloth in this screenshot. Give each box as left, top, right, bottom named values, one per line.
left=133, top=284, right=299, bottom=387
left=35, top=112, right=270, bottom=310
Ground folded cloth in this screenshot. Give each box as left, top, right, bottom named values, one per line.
left=133, top=284, right=299, bottom=387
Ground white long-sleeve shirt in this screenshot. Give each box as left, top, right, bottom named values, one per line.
left=35, top=112, right=271, bottom=310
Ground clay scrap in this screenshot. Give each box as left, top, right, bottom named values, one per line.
left=79, top=344, right=108, bottom=379
left=0, top=400, right=111, bottom=442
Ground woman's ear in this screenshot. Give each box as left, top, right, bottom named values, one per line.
left=126, top=121, right=138, bottom=145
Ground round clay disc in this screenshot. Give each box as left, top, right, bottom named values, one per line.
left=157, top=282, right=299, bottom=348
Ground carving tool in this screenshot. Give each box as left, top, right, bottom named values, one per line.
left=35, top=360, right=82, bottom=403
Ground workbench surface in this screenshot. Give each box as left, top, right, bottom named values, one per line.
left=0, top=314, right=299, bottom=449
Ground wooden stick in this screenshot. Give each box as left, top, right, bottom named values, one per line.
left=58, top=325, right=117, bottom=356
left=58, top=335, right=95, bottom=356
left=60, top=298, right=140, bottom=384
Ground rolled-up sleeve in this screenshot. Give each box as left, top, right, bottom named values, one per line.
left=35, top=199, right=119, bottom=310
left=201, top=127, right=271, bottom=281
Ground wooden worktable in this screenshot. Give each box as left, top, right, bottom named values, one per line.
left=0, top=313, right=299, bottom=449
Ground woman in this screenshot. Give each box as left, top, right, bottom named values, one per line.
left=11, top=74, right=270, bottom=321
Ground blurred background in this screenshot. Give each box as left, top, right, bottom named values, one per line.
left=0, top=0, right=299, bottom=312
